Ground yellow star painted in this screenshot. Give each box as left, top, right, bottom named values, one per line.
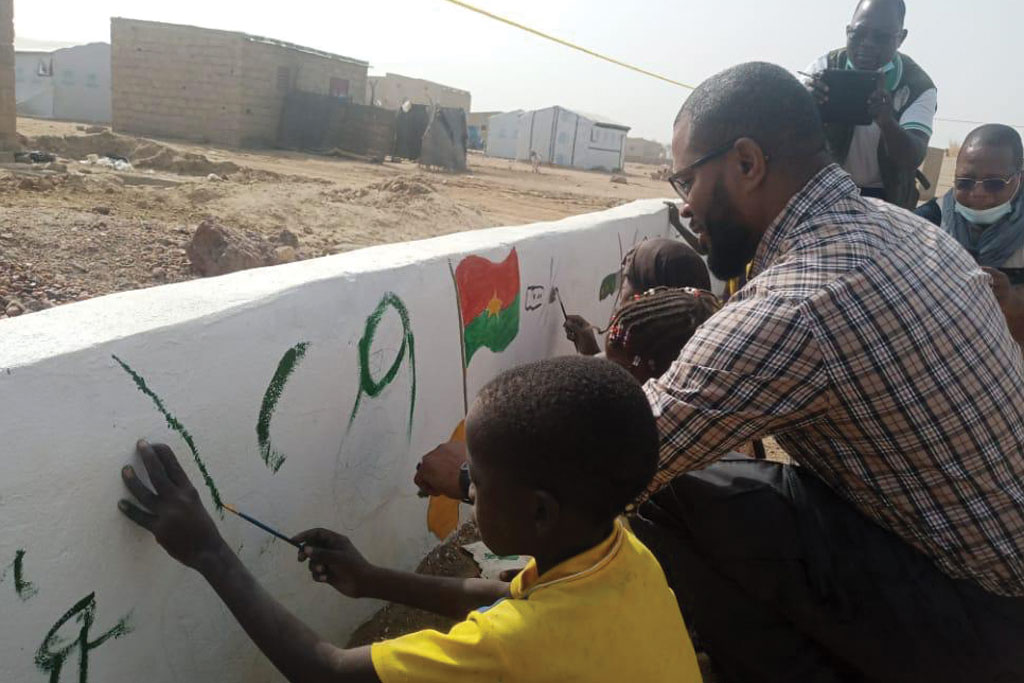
left=485, top=291, right=503, bottom=317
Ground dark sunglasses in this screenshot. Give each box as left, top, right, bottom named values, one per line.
left=667, top=138, right=741, bottom=202
left=846, top=25, right=901, bottom=45
left=954, top=173, right=1021, bottom=194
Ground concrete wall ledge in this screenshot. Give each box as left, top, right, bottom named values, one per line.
left=0, top=199, right=675, bottom=682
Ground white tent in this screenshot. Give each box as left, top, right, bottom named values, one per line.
left=485, top=110, right=523, bottom=159
left=15, top=42, right=111, bottom=123
left=515, top=106, right=629, bottom=172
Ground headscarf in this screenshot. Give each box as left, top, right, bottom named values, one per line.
left=624, top=238, right=711, bottom=291
left=940, top=189, right=1024, bottom=268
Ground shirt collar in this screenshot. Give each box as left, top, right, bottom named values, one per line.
left=750, top=164, right=861, bottom=277
left=845, top=52, right=903, bottom=91
left=510, top=519, right=624, bottom=599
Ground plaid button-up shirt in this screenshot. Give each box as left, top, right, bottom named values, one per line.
left=644, top=164, right=1024, bottom=597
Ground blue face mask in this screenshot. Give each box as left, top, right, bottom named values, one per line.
left=954, top=199, right=1014, bottom=226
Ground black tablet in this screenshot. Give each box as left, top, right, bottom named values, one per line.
left=819, top=69, right=878, bottom=126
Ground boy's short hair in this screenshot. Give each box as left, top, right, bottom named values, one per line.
left=469, top=356, right=658, bottom=522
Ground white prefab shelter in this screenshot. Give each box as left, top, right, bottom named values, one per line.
left=15, top=42, right=112, bottom=123
left=515, top=106, right=630, bottom=171
left=485, top=110, right=523, bottom=159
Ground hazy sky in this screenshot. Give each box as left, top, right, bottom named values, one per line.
left=14, top=0, right=1024, bottom=147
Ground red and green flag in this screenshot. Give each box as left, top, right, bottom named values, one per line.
left=455, top=248, right=520, bottom=366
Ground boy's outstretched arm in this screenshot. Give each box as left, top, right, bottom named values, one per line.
left=117, top=440, right=379, bottom=683
left=293, top=528, right=511, bottom=620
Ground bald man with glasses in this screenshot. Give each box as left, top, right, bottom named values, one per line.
left=916, top=123, right=1024, bottom=345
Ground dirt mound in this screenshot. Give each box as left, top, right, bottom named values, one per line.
left=25, top=131, right=241, bottom=177
left=327, top=176, right=437, bottom=206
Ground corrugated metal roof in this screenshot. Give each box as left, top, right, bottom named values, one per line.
left=111, top=18, right=368, bottom=68
left=243, top=33, right=368, bottom=68
left=531, top=105, right=630, bottom=131
left=568, top=109, right=629, bottom=130
left=14, top=37, right=81, bottom=53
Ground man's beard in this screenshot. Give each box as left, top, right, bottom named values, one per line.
left=704, top=178, right=761, bottom=280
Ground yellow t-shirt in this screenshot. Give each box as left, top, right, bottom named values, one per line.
left=370, top=520, right=702, bottom=682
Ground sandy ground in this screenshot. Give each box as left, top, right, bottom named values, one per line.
left=0, top=118, right=670, bottom=318
left=0, top=117, right=956, bottom=320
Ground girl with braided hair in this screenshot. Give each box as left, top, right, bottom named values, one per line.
left=564, top=238, right=711, bottom=355
left=605, top=287, right=768, bottom=461
left=602, top=287, right=721, bottom=383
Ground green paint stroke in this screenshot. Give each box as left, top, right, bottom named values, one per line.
left=112, top=355, right=223, bottom=511
left=1, top=549, right=38, bottom=601
left=599, top=271, right=620, bottom=301
left=257, top=342, right=310, bottom=473
left=348, top=292, right=417, bottom=440
left=35, top=592, right=132, bottom=683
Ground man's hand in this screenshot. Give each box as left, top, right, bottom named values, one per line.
left=414, top=440, right=467, bottom=499
left=983, top=267, right=1012, bottom=305
left=804, top=73, right=829, bottom=106
left=867, top=75, right=896, bottom=126
left=564, top=315, right=601, bottom=355
left=982, top=267, right=1024, bottom=346
left=293, top=529, right=376, bottom=598
left=119, top=440, right=227, bottom=571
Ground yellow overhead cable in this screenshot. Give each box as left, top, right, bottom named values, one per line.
left=440, top=0, right=1024, bottom=133
left=438, top=0, right=695, bottom=90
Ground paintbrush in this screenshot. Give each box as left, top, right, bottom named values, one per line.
left=555, top=288, right=568, bottom=320
left=223, top=503, right=303, bottom=549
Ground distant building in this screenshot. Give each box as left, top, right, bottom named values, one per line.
left=467, top=110, right=501, bottom=150
left=487, top=106, right=629, bottom=172
left=625, top=137, right=668, bottom=165
left=485, top=110, right=523, bottom=160
left=111, top=18, right=369, bottom=147
left=16, top=42, right=112, bottom=123
left=367, top=72, right=470, bottom=112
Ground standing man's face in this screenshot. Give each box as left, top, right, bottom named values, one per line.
left=671, top=117, right=761, bottom=281
left=846, top=0, right=907, bottom=71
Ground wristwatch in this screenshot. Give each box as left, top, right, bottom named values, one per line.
left=458, top=462, right=472, bottom=503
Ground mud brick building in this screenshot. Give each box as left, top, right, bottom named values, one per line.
left=111, top=18, right=369, bottom=147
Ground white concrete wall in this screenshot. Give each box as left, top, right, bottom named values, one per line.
left=52, top=43, right=112, bottom=123
left=585, top=124, right=627, bottom=172
left=515, top=107, right=628, bottom=172
left=0, top=200, right=676, bottom=683
left=15, top=51, right=54, bottom=117
left=484, top=110, right=521, bottom=159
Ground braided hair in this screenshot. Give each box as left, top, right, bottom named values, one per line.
left=606, top=287, right=721, bottom=377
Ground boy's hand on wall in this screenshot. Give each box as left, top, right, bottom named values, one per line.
left=293, top=529, right=375, bottom=598
left=414, top=441, right=468, bottom=499
left=119, top=440, right=227, bottom=571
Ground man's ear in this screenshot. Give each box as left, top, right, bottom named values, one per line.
left=533, top=489, right=561, bottom=537
left=896, top=28, right=908, bottom=49
left=733, top=137, right=769, bottom=189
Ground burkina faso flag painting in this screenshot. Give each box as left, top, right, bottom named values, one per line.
left=455, top=248, right=521, bottom=366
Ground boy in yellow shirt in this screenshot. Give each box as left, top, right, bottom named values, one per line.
left=118, top=356, right=702, bottom=682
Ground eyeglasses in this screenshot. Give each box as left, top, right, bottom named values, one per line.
left=846, top=25, right=901, bottom=45
left=667, top=138, right=740, bottom=203
left=954, top=173, right=1021, bottom=194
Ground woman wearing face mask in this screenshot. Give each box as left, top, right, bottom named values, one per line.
left=915, top=124, right=1024, bottom=345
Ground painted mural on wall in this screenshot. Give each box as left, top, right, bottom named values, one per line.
left=0, top=200, right=675, bottom=682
